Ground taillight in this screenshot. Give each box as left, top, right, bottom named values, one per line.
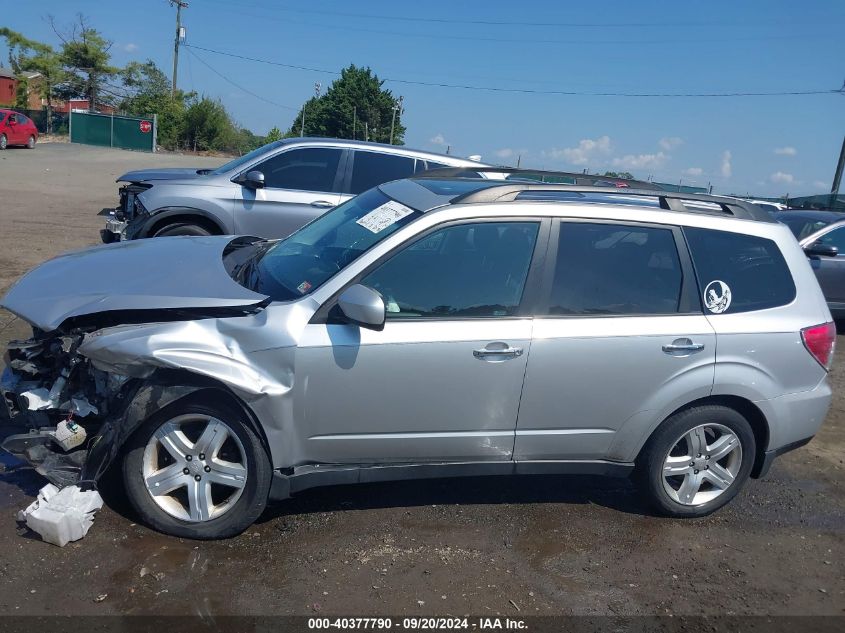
left=801, top=321, right=836, bottom=371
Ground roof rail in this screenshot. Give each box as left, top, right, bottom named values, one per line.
left=446, top=183, right=773, bottom=222
left=420, top=166, right=663, bottom=191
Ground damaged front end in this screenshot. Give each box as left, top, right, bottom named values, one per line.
left=2, top=327, right=133, bottom=487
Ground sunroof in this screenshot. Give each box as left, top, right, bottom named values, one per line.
left=413, top=178, right=507, bottom=197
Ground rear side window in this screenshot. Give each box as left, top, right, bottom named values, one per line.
left=684, top=227, right=796, bottom=314
left=350, top=151, right=416, bottom=194
left=546, top=222, right=683, bottom=315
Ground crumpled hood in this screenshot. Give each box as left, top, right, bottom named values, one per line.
left=1, top=236, right=269, bottom=332
left=117, top=167, right=210, bottom=183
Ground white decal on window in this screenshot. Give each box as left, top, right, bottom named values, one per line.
left=356, top=200, right=414, bottom=234
left=704, top=280, right=732, bottom=314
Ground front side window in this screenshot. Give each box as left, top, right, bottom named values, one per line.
left=685, top=227, right=796, bottom=314
left=256, top=147, right=342, bottom=191
left=813, top=226, right=845, bottom=253
left=546, top=222, right=683, bottom=315
left=350, top=151, right=416, bottom=194
left=780, top=216, right=831, bottom=240
left=361, top=222, right=539, bottom=318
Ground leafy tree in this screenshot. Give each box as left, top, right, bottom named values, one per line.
left=288, top=65, right=405, bottom=144
left=183, top=97, right=238, bottom=152
left=50, top=15, right=119, bottom=110
left=602, top=171, right=635, bottom=180
left=120, top=60, right=192, bottom=149
left=265, top=126, right=282, bottom=143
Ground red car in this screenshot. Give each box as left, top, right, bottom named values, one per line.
left=0, top=109, right=38, bottom=150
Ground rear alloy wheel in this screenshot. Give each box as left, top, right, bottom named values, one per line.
left=0, top=134, right=7, bottom=150
left=123, top=396, right=271, bottom=539
left=637, top=405, right=755, bottom=517
left=154, top=223, right=212, bottom=237
left=26, top=135, right=35, bottom=149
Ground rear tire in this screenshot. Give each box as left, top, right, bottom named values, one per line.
left=26, top=135, right=35, bottom=149
left=122, top=394, right=272, bottom=539
left=153, top=222, right=212, bottom=237
left=636, top=405, right=755, bottom=518
left=0, top=134, right=7, bottom=150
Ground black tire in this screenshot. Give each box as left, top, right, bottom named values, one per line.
left=122, top=393, right=272, bottom=539
left=153, top=222, right=212, bottom=237
left=0, top=134, right=7, bottom=150
left=636, top=405, right=756, bottom=518
left=26, top=135, right=35, bottom=149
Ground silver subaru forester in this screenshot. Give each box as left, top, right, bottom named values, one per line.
left=2, top=178, right=834, bottom=539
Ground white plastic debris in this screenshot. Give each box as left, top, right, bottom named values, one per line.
left=16, top=483, right=103, bottom=547
left=52, top=419, right=87, bottom=451
left=19, top=388, right=51, bottom=411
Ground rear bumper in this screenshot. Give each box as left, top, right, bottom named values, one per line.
left=752, top=436, right=813, bottom=478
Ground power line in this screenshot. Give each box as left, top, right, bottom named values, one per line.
left=209, top=0, right=839, bottom=29
left=184, top=44, right=842, bottom=98
left=185, top=47, right=298, bottom=110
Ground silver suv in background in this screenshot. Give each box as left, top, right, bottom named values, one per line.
left=100, top=138, right=490, bottom=242
left=4, top=179, right=834, bottom=539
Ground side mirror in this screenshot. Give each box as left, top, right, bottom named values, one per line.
left=241, top=170, right=265, bottom=189
left=805, top=241, right=838, bottom=258
left=337, top=284, right=386, bottom=331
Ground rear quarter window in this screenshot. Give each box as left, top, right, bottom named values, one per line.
left=684, top=227, right=796, bottom=314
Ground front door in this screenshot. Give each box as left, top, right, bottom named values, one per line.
left=293, top=220, right=545, bottom=464
left=806, top=225, right=845, bottom=311
left=515, top=220, right=716, bottom=461
left=234, top=147, right=346, bottom=238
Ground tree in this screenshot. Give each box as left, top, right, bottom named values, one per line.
left=602, top=171, right=635, bottom=180
left=288, top=65, right=405, bottom=144
left=120, top=60, right=191, bottom=149
left=265, top=126, right=282, bottom=143
left=182, top=97, right=238, bottom=152
left=50, top=15, right=119, bottom=110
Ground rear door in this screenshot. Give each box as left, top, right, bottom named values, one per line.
left=234, top=146, right=345, bottom=238
left=344, top=150, right=418, bottom=197
left=514, top=220, right=715, bottom=462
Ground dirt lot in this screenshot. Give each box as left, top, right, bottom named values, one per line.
left=0, top=143, right=842, bottom=617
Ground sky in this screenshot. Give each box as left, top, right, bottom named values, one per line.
left=2, top=0, right=844, bottom=197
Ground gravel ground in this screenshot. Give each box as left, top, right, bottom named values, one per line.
left=0, top=143, right=842, bottom=617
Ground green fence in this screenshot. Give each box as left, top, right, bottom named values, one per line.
left=69, top=111, right=156, bottom=152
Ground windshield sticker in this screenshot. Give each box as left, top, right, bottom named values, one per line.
left=297, top=281, right=312, bottom=294
left=704, top=280, right=731, bottom=314
left=356, top=200, right=415, bottom=234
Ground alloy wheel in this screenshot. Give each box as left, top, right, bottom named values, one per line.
left=142, top=414, right=248, bottom=522
left=661, top=423, right=743, bottom=506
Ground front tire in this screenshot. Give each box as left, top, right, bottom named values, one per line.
left=636, top=405, right=755, bottom=518
left=153, top=222, right=212, bottom=237
left=123, top=394, right=271, bottom=539
left=26, top=135, right=35, bottom=149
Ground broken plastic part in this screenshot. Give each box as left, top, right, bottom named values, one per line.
left=20, top=388, right=51, bottom=411
left=52, top=419, right=87, bottom=451
left=16, top=483, right=103, bottom=547
left=70, top=397, right=98, bottom=417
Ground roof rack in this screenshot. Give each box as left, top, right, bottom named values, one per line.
left=445, top=183, right=773, bottom=222
left=420, top=166, right=663, bottom=191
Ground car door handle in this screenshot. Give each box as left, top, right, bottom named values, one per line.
left=310, top=200, right=335, bottom=209
left=473, top=346, right=524, bottom=360
left=662, top=338, right=705, bottom=354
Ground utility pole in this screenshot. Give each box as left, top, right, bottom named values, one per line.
left=390, top=95, right=404, bottom=145
left=301, top=81, right=321, bottom=137
left=831, top=134, right=845, bottom=208
left=170, top=1, right=188, bottom=97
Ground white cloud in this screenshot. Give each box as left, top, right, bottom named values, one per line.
left=429, top=133, right=448, bottom=147
left=611, top=151, right=668, bottom=170
left=547, top=135, right=612, bottom=166
left=814, top=180, right=829, bottom=190
left=659, top=136, right=683, bottom=151
left=682, top=167, right=703, bottom=177
left=770, top=171, right=794, bottom=184
left=495, top=148, right=514, bottom=159
left=774, top=146, right=797, bottom=156
left=720, top=150, right=732, bottom=178
left=124, top=43, right=139, bottom=53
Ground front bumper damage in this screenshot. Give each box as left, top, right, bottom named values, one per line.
left=99, top=182, right=150, bottom=243
left=1, top=329, right=207, bottom=489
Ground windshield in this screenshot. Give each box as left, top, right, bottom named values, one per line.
left=211, top=140, right=284, bottom=175
left=246, top=188, right=422, bottom=301
left=780, top=216, right=831, bottom=240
